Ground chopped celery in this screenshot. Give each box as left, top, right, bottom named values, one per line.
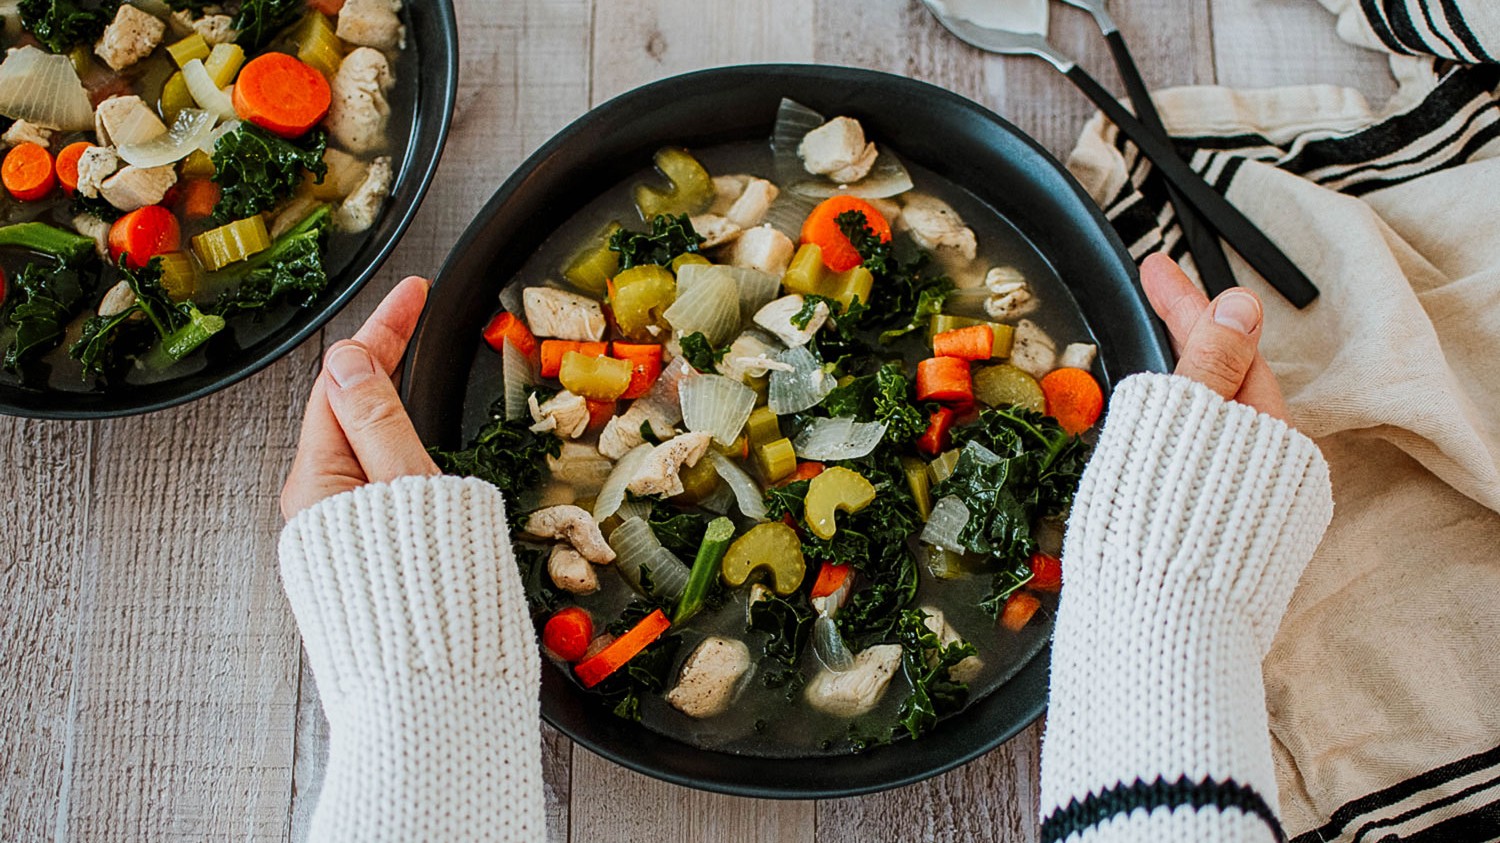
left=558, top=351, right=631, bottom=400
left=782, top=243, right=824, bottom=296
left=754, top=437, right=796, bottom=483
left=204, top=43, right=246, bottom=88
left=828, top=265, right=873, bottom=309
left=721, top=522, right=806, bottom=595
left=633, top=148, right=713, bottom=219
left=159, top=71, right=195, bottom=125
left=156, top=252, right=199, bottom=302
left=192, top=215, right=272, bottom=271
left=804, top=466, right=876, bottom=540
left=901, top=455, right=932, bottom=521
left=973, top=363, right=1045, bottom=412
left=670, top=252, right=711, bottom=273
left=671, top=458, right=721, bottom=505
left=745, top=405, right=781, bottom=448
left=66, top=45, right=92, bottom=77
left=562, top=222, right=620, bottom=296
left=167, top=33, right=211, bottom=68
left=610, top=267, right=675, bottom=341
left=179, top=148, right=215, bottom=179
left=780, top=243, right=871, bottom=308
left=295, top=12, right=344, bottom=78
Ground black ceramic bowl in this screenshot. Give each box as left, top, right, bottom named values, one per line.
left=0, top=1, right=459, bottom=420
left=402, top=65, right=1171, bottom=798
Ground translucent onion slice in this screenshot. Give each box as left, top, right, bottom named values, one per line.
left=769, top=97, right=915, bottom=199
left=664, top=267, right=738, bottom=346
left=707, top=450, right=768, bottom=521
left=198, top=118, right=239, bottom=154
left=0, top=46, right=94, bottom=131
left=920, top=495, right=971, bottom=552
left=811, top=616, right=855, bottom=672
left=790, top=148, right=915, bottom=200
left=614, top=498, right=652, bottom=524
left=699, top=483, right=735, bottom=515
left=182, top=59, right=237, bottom=121
left=635, top=356, right=694, bottom=427
left=767, top=346, right=834, bottom=415
left=498, top=281, right=524, bottom=317
left=501, top=340, right=536, bottom=421
left=763, top=191, right=817, bottom=242
left=771, top=98, right=826, bottom=188
left=608, top=517, right=690, bottom=601
left=730, top=266, right=781, bottom=317
left=680, top=374, right=756, bottom=446
left=792, top=417, right=887, bottom=462
left=592, top=443, right=654, bottom=522
left=118, top=108, right=217, bottom=169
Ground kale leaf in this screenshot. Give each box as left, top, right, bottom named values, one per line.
left=208, top=205, right=331, bottom=317
left=68, top=257, right=228, bottom=377
left=835, top=210, right=954, bottom=343
left=819, top=362, right=926, bottom=443
left=428, top=404, right=563, bottom=517
left=211, top=123, right=328, bottom=221
left=678, top=331, right=727, bottom=374
left=3, top=262, right=90, bottom=372
left=591, top=604, right=682, bottom=721
left=19, top=0, right=119, bottom=53
left=515, top=543, right=564, bottom=615
left=647, top=500, right=711, bottom=558
left=608, top=213, right=703, bottom=270
left=893, top=608, right=977, bottom=739
left=233, top=0, right=306, bottom=50
left=790, top=294, right=839, bottom=330
left=746, top=590, right=813, bottom=695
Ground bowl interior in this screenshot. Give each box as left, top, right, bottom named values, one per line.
left=402, top=65, right=1170, bottom=798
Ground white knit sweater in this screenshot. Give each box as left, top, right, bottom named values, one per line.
left=278, top=373, right=1332, bottom=843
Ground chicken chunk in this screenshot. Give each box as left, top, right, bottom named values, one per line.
left=666, top=637, right=752, bottom=718
left=1010, top=319, right=1057, bottom=379
left=75, top=146, right=119, bottom=200
left=717, top=332, right=787, bottom=383
left=524, top=505, right=615, bottom=564
left=2, top=120, right=52, bottom=149
left=727, top=226, right=794, bottom=276
left=687, top=213, right=741, bottom=248
left=724, top=178, right=778, bottom=229
left=709, top=174, right=750, bottom=215
left=548, top=545, right=599, bottom=595
left=71, top=213, right=111, bottom=258
left=798, top=116, right=878, bottom=184
left=94, top=95, right=165, bottom=148
left=523, top=287, right=606, bottom=342
left=97, top=281, right=137, bottom=318
left=321, top=148, right=372, bottom=197
left=1058, top=342, right=1098, bottom=371
left=805, top=644, right=903, bottom=717
left=529, top=390, right=590, bottom=439
left=753, top=294, right=826, bottom=348
left=326, top=47, right=394, bottom=155
left=547, top=443, right=613, bottom=495
left=333, top=155, right=392, bottom=234
left=626, top=432, right=712, bottom=498
left=94, top=4, right=166, bottom=71
left=337, top=0, right=406, bottom=52
left=902, top=194, right=977, bottom=261
left=983, top=267, right=1038, bottom=321
left=597, top=406, right=674, bottom=460
left=171, top=11, right=237, bottom=45
left=100, top=164, right=177, bottom=212
left=919, top=606, right=984, bottom=684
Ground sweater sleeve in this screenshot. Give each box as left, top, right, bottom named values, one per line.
left=1040, top=373, right=1333, bottom=843
left=278, top=475, right=545, bottom=843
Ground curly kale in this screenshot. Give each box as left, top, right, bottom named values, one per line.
left=4, top=263, right=91, bottom=372
left=232, top=0, right=306, bottom=50
left=428, top=405, right=562, bottom=519
left=819, top=362, right=927, bottom=443
left=19, top=0, right=119, bottom=53
left=836, top=210, right=953, bottom=343
left=211, top=123, right=328, bottom=220
left=608, top=214, right=704, bottom=270
left=68, top=257, right=226, bottom=377
left=678, top=331, right=727, bottom=374
left=208, top=205, right=331, bottom=317
left=893, top=609, right=978, bottom=740
left=746, top=590, right=814, bottom=695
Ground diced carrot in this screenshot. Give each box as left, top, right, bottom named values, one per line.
left=916, top=407, right=955, bottom=456
left=108, top=206, right=181, bottom=269
left=933, top=325, right=995, bottom=361
left=232, top=52, right=332, bottom=139
left=2, top=143, right=55, bottom=202
left=307, top=0, right=346, bottom=12
left=1029, top=552, right=1062, bottom=592
left=1040, top=367, right=1104, bottom=435
left=178, top=178, right=221, bottom=220
left=800, top=195, right=891, bottom=272
left=574, top=609, right=671, bottom=688
left=483, top=311, right=538, bottom=357
left=542, top=607, right=594, bottom=663
left=916, top=356, right=972, bottom=403
left=610, top=342, right=663, bottom=400
left=775, top=461, right=824, bottom=487
left=1000, top=592, right=1042, bottom=632
left=54, top=141, right=92, bottom=195
left=539, top=339, right=606, bottom=378
left=585, top=399, right=615, bottom=431
left=810, top=563, right=853, bottom=599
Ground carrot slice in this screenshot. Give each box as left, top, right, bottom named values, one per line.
left=108, top=206, right=181, bottom=270
left=179, top=178, right=222, bottom=220
left=539, top=340, right=606, bottom=378
left=2, top=143, right=55, bottom=202
left=933, top=325, right=994, bottom=361
left=585, top=399, right=615, bottom=431
left=1029, top=552, right=1062, bottom=592
left=1001, top=592, right=1042, bottom=632
left=482, top=311, right=538, bottom=357
left=306, top=0, right=346, bottom=12
left=774, top=461, right=825, bottom=488
left=54, top=142, right=92, bottom=195
left=800, top=195, right=891, bottom=272
left=574, top=609, right=671, bottom=688
left=610, top=342, right=662, bottom=399
left=915, top=356, right=972, bottom=403
left=916, top=407, right=955, bottom=456
left=232, top=52, right=332, bottom=139
left=542, top=607, right=594, bottom=663
left=1040, top=367, right=1104, bottom=435
left=810, top=563, right=853, bottom=599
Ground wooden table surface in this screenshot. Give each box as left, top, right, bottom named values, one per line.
left=2, top=1, right=1394, bottom=840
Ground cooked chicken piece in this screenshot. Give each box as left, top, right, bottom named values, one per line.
left=94, top=4, right=166, bottom=71
left=753, top=294, right=826, bottom=348
left=322, top=148, right=372, bottom=197
left=529, top=390, right=590, bottom=439
left=687, top=213, right=741, bottom=248
left=1010, top=319, right=1058, bottom=379
left=918, top=605, right=984, bottom=684
left=626, top=432, right=712, bottom=498
left=94, top=95, right=165, bottom=148
left=522, top=287, right=606, bottom=342
left=665, top=637, right=752, bottom=718
left=805, top=644, right=903, bottom=717
left=798, top=116, right=878, bottom=184
left=901, top=194, right=977, bottom=261
left=524, top=505, right=616, bottom=564
left=326, top=47, right=394, bottom=155
left=333, top=155, right=393, bottom=234
left=868, top=196, right=902, bottom=228
left=337, top=0, right=406, bottom=51
left=171, top=11, right=237, bottom=45
left=717, top=332, right=786, bottom=383
left=536, top=482, right=577, bottom=508
left=548, top=545, right=599, bottom=595
left=811, top=573, right=853, bottom=618
left=547, top=443, right=613, bottom=495
left=71, top=213, right=111, bottom=258
left=724, top=178, right=778, bottom=229
left=75, top=146, right=119, bottom=200
left=597, top=406, right=674, bottom=460
left=582, top=634, right=615, bottom=661
left=983, top=267, right=1038, bottom=321
left=727, top=226, right=794, bottom=276
left=100, top=164, right=177, bottom=212
left=2, top=120, right=52, bottom=149
left=97, top=281, right=137, bottom=318
left=1058, top=342, right=1098, bottom=371
left=709, top=174, right=751, bottom=215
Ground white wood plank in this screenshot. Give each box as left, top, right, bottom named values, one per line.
left=1211, top=0, right=1397, bottom=99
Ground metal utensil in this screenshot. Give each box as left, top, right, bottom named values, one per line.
left=921, top=0, right=1319, bottom=307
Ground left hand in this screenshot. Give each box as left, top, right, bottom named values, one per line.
left=280, top=276, right=440, bottom=520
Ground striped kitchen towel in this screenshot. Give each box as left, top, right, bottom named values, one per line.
left=1066, top=2, right=1500, bottom=841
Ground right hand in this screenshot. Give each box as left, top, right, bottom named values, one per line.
left=1139, top=253, right=1289, bottom=421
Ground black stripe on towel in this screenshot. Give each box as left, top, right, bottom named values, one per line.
left=1438, top=0, right=1495, bottom=63
left=1379, top=0, right=1435, bottom=55
left=1359, top=0, right=1413, bottom=54
left=1040, top=776, right=1286, bottom=843
left=1413, top=0, right=1464, bottom=61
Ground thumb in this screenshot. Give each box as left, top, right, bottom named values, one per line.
left=1175, top=289, right=1263, bottom=401
left=322, top=341, right=440, bottom=484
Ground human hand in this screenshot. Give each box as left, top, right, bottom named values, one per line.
left=280, top=276, right=440, bottom=520
left=1140, top=253, right=1289, bottom=421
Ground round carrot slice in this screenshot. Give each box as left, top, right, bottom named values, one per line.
left=232, top=52, right=333, bottom=139
left=2, top=143, right=56, bottom=202
left=109, top=206, right=182, bottom=270
left=1040, top=367, right=1104, bottom=434
left=800, top=195, right=892, bottom=272
left=54, top=142, right=93, bottom=195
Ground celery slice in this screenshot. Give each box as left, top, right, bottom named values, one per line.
left=192, top=216, right=272, bottom=271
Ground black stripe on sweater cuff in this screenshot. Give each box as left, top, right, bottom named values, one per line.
left=1041, top=776, right=1287, bottom=843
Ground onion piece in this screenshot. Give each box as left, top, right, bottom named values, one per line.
left=920, top=495, right=971, bottom=552
left=118, top=108, right=217, bottom=169
left=615, top=498, right=652, bottom=524
left=707, top=450, right=767, bottom=521
left=499, top=281, right=524, bottom=317
left=699, top=483, right=735, bottom=515
left=791, top=148, right=915, bottom=200
left=792, top=417, right=887, bottom=462
left=771, top=98, right=826, bottom=188
left=592, top=443, right=654, bottom=522
left=0, top=46, right=94, bottom=131
left=763, top=191, right=817, bottom=241
left=608, top=517, right=691, bottom=601
left=182, top=59, right=237, bottom=121
left=770, top=97, right=914, bottom=200
left=664, top=267, right=739, bottom=346
left=635, top=356, right=694, bottom=427
left=680, top=374, right=756, bottom=446
left=767, top=346, right=833, bottom=415
left=729, top=266, right=781, bottom=317
left=501, top=340, right=536, bottom=421
left=811, top=616, right=854, bottom=672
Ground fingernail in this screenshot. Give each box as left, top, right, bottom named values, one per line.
left=326, top=344, right=373, bottom=388
left=1213, top=291, right=1262, bottom=334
